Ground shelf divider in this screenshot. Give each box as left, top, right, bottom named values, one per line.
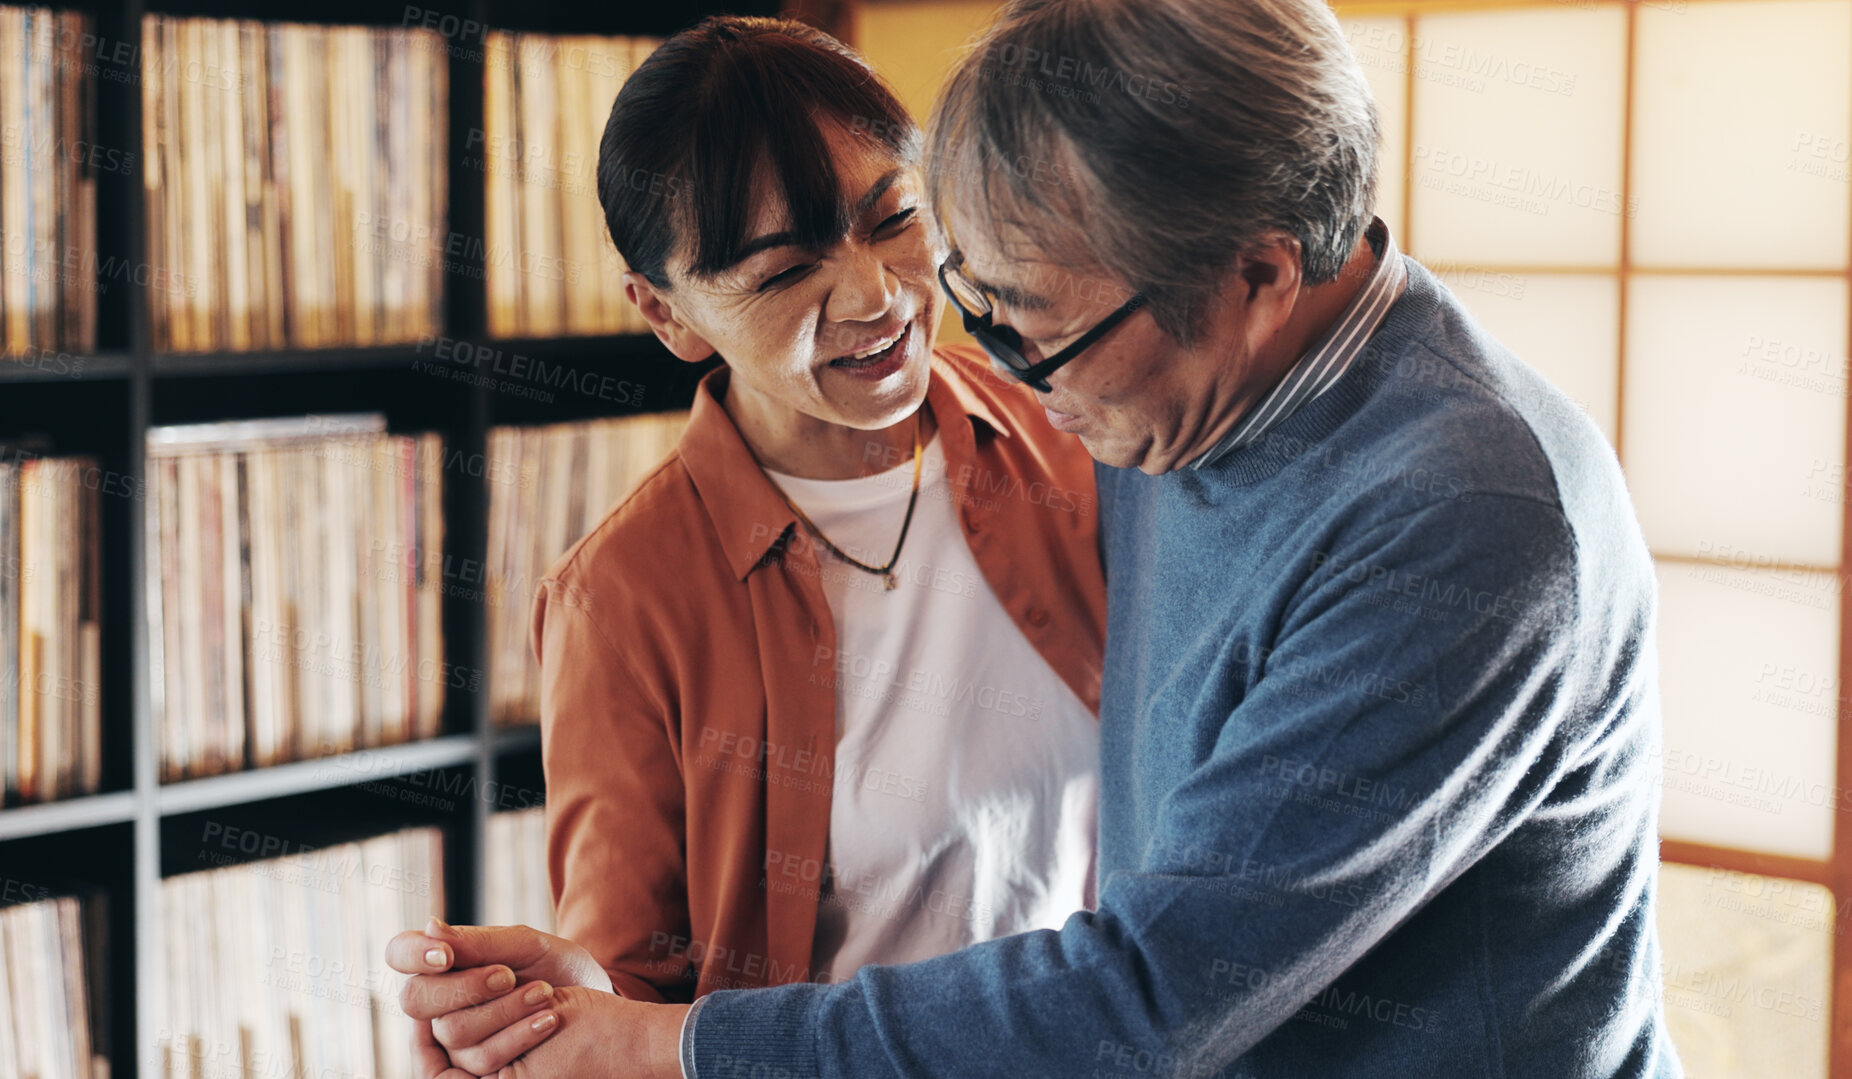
left=153, top=734, right=483, bottom=817
left=0, top=792, right=139, bottom=842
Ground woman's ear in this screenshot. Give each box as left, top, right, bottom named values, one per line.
left=624, top=272, right=718, bottom=364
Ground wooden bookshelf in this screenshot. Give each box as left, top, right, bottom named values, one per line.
left=0, top=1, right=793, bottom=1076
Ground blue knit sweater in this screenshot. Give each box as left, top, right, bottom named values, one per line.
left=686, top=258, right=1681, bottom=1077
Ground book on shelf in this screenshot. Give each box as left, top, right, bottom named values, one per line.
left=140, top=16, right=448, bottom=353
left=156, top=825, right=442, bottom=1079
left=484, top=805, right=553, bottom=932
left=145, top=414, right=446, bottom=782
left=0, top=890, right=106, bottom=1079
left=0, top=5, right=98, bottom=358
left=482, top=31, right=661, bottom=340
left=485, top=411, right=688, bottom=726
left=1, top=449, right=102, bottom=806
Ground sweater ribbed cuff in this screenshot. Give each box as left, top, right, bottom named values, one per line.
left=686, top=983, right=836, bottom=1079
left=679, top=995, right=706, bottom=1079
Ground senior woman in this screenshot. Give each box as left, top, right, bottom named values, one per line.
left=387, top=14, right=1112, bottom=1075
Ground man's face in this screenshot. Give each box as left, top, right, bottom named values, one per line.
left=951, top=218, right=1256, bottom=474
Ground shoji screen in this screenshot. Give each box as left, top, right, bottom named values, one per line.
left=1339, top=1, right=1851, bottom=1074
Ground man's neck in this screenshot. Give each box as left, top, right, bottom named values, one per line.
left=1271, top=232, right=1382, bottom=374
left=1171, top=232, right=1381, bottom=468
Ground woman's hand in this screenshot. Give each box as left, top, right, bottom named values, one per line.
left=386, top=919, right=618, bottom=1075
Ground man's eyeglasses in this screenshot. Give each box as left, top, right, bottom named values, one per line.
left=938, top=255, right=1146, bottom=393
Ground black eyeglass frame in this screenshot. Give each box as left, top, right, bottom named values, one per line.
left=937, top=257, right=1147, bottom=393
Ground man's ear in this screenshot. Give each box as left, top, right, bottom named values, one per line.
left=624, top=272, right=718, bottom=364
left=1228, top=232, right=1303, bottom=346
left=1233, top=233, right=1302, bottom=304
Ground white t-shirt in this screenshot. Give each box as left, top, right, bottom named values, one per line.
left=764, top=432, right=1100, bottom=984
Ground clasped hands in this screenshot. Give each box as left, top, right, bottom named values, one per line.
left=385, top=919, right=688, bottom=1079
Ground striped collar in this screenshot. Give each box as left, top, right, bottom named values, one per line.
left=1189, top=218, right=1408, bottom=470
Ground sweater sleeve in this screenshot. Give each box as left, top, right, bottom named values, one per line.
left=686, top=493, right=1591, bottom=1077
left=533, top=575, right=695, bottom=1004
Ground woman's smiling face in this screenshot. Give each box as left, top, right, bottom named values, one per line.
left=651, top=122, right=946, bottom=435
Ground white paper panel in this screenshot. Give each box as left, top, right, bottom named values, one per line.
left=1437, top=271, right=1618, bottom=442
left=1632, top=0, right=1851, bottom=269
left=1622, top=276, right=1846, bottom=566
left=1341, top=15, right=1408, bottom=241
left=1408, top=7, right=1626, bottom=266
left=1655, top=561, right=1839, bottom=861
left=1656, top=864, right=1831, bottom=1078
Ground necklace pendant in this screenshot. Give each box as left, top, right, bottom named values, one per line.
left=883, top=572, right=898, bottom=591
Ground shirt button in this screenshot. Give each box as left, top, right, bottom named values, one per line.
left=1027, top=607, right=1050, bottom=627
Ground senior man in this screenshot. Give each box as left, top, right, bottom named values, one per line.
left=389, top=0, right=1678, bottom=1074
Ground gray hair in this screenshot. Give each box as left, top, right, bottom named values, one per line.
left=926, top=0, right=1380, bottom=344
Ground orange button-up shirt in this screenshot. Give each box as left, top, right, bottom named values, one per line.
left=532, top=344, right=1107, bottom=1002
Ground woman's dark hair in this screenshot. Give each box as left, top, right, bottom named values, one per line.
left=597, top=16, right=919, bottom=288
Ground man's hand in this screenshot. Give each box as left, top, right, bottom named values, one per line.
left=411, top=1010, right=557, bottom=1079
left=484, top=986, right=688, bottom=1079
left=387, top=918, right=616, bottom=1076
